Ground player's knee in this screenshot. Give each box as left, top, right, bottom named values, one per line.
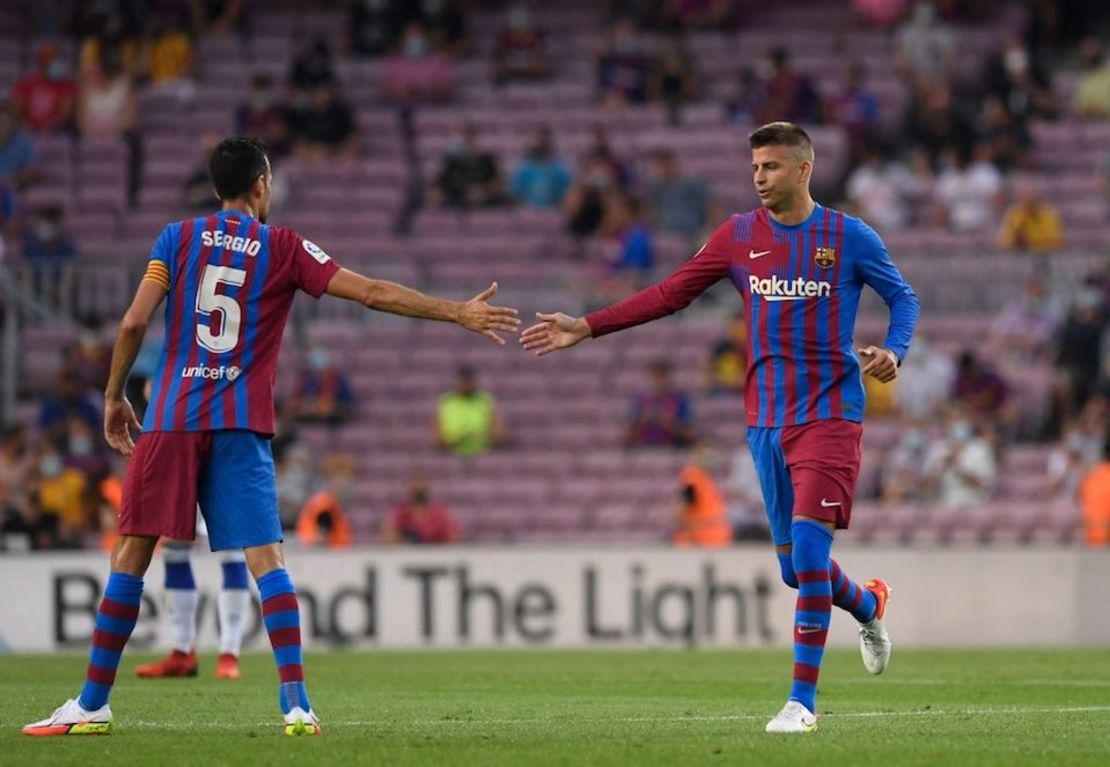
left=243, top=543, right=286, bottom=581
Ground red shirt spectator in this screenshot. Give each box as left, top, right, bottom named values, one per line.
left=951, top=351, right=1008, bottom=419
left=12, top=44, right=76, bottom=133
left=385, top=475, right=458, bottom=544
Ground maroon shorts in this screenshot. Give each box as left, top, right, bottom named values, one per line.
left=746, top=419, right=863, bottom=545
left=118, top=430, right=281, bottom=550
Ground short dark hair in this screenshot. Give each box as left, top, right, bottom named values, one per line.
left=209, top=136, right=269, bottom=201
left=748, top=122, right=814, bottom=161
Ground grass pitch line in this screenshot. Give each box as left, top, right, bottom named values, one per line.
left=114, top=705, right=1110, bottom=731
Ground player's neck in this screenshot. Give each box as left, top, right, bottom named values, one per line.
left=222, top=200, right=259, bottom=219
left=767, top=195, right=817, bottom=227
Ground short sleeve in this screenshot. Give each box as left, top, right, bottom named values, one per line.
left=278, top=227, right=342, bottom=299
left=142, top=224, right=175, bottom=290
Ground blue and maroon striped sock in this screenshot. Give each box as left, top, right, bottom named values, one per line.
left=257, top=568, right=312, bottom=715
left=789, top=521, right=833, bottom=713
left=78, top=572, right=143, bottom=711
left=829, top=559, right=878, bottom=624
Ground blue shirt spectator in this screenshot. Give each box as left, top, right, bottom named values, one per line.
left=626, top=362, right=697, bottom=448
left=511, top=127, right=570, bottom=208
left=648, top=150, right=712, bottom=237
left=22, top=206, right=76, bottom=267
left=0, top=105, right=38, bottom=189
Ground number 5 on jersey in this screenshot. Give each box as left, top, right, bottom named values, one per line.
left=196, top=265, right=246, bottom=353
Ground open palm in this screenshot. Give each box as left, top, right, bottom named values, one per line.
left=520, top=312, right=591, bottom=356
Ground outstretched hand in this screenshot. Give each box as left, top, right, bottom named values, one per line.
left=457, top=282, right=521, bottom=345
left=858, top=346, right=899, bottom=384
left=520, top=312, right=592, bottom=356
left=104, top=396, right=142, bottom=456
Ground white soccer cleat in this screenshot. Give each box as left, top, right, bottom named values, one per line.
left=859, top=578, right=893, bottom=675
left=283, top=706, right=321, bottom=736
left=765, top=700, right=818, bottom=733
left=22, top=698, right=113, bottom=737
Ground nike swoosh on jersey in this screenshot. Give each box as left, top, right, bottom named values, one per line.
left=820, top=498, right=842, bottom=508
left=748, top=250, right=772, bottom=259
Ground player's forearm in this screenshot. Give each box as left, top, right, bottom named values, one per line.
left=361, top=279, right=462, bottom=324
left=104, top=319, right=148, bottom=400
left=882, top=286, right=921, bottom=363
left=586, top=284, right=674, bottom=338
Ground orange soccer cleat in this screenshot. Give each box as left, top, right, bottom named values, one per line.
left=135, top=650, right=198, bottom=679
left=215, top=653, right=241, bottom=680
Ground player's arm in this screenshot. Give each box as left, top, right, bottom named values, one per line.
left=521, top=220, right=734, bottom=356
left=104, top=279, right=167, bottom=456
left=854, top=222, right=921, bottom=383
left=325, top=268, right=520, bottom=345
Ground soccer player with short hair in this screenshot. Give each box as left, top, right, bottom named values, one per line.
left=522, top=121, right=920, bottom=734
left=23, top=136, right=519, bottom=738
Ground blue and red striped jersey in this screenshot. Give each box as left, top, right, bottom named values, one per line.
left=586, top=205, right=920, bottom=427
left=141, top=209, right=341, bottom=435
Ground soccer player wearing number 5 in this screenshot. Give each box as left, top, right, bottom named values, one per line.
left=522, top=122, right=919, bottom=734
left=23, top=137, right=520, bottom=738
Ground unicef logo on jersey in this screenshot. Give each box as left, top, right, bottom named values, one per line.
left=181, top=364, right=244, bottom=381
left=302, top=239, right=331, bottom=265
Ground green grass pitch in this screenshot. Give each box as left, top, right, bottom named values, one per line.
left=2, top=649, right=1108, bottom=766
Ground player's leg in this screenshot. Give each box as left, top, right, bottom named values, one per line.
left=136, top=539, right=200, bottom=678
left=24, top=433, right=205, bottom=736
left=784, top=420, right=892, bottom=674
left=746, top=429, right=797, bottom=587
left=216, top=550, right=250, bottom=679
left=201, top=431, right=319, bottom=735
left=243, top=543, right=319, bottom=735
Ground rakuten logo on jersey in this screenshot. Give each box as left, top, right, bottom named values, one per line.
left=748, top=275, right=832, bottom=302
left=181, top=365, right=242, bottom=381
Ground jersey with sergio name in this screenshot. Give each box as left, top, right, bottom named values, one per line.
left=142, top=209, right=340, bottom=435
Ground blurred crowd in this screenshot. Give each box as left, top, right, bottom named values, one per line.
left=3, top=0, right=1110, bottom=548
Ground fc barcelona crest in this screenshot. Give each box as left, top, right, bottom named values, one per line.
left=814, top=247, right=836, bottom=268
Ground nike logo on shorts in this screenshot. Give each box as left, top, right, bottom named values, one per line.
left=820, top=498, right=842, bottom=508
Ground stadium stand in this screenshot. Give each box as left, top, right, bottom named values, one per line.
left=1, top=0, right=1107, bottom=548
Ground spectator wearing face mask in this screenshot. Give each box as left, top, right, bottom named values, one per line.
left=432, top=124, right=506, bottom=209
left=235, top=73, right=290, bottom=158
left=923, top=409, right=997, bottom=507
left=880, top=416, right=932, bottom=502
left=296, top=454, right=355, bottom=549
left=597, top=20, right=654, bottom=107
left=647, top=148, right=714, bottom=239
left=416, top=0, right=468, bottom=59
left=380, top=23, right=455, bottom=106
left=384, top=473, right=459, bottom=544
left=1047, top=419, right=1105, bottom=501
left=511, top=126, right=570, bottom=208
left=287, top=79, right=358, bottom=160
left=34, top=443, right=92, bottom=536
left=12, top=43, right=76, bottom=133
left=291, top=347, right=356, bottom=425
left=22, top=205, right=77, bottom=303
left=39, top=377, right=100, bottom=444
left=493, top=3, right=550, bottom=84
left=895, top=334, right=954, bottom=419
left=348, top=0, right=408, bottom=59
